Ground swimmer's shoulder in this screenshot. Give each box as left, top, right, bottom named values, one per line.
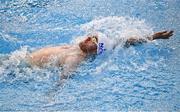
left=30, top=44, right=73, bottom=54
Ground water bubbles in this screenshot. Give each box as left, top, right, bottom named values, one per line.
left=0, top=0, right=179, bottom=111
left=80, top=16, right=154, bottom=48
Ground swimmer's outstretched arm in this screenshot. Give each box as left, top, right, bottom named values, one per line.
left=125, top=30, right=174, bottom=47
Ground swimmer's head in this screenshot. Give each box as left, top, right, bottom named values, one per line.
left=79, top=35, right=98, bottom=54
left=79, top=32, right=112, bottom=55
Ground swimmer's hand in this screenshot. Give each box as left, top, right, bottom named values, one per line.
left=152, top=30, right=174, bottom=40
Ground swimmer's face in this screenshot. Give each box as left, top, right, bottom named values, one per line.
left=79, top=36, right=98, bottom=54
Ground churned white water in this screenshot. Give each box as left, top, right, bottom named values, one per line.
left=72, top=16, right=154, bottom=49
left=0, top=0, right=179, bottom=111
left=1, top=16, right=154, bottom=80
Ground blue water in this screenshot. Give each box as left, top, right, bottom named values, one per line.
left=0, top=0, right=180, bottom=111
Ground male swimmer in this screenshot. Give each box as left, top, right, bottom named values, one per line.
left=28, top=30, right=174, bottom=81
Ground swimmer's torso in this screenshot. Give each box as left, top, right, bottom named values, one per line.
left=28, top=45, right=86, bottom=67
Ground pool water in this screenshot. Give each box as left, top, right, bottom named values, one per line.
left=0, top=0, right=180, bottom=111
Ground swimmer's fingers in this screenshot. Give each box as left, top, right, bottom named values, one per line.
left=169, top=30, right=174, bottom=34
left=153, top=30, right=174, bottom=40
left=162, top=30, right=174, bottom=39
left=168, top=30, right=174, bottom=36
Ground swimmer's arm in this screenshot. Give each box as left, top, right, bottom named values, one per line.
left=60, top=56, right=81, bottom=81
left=148, top=30, right=174, bottom=40
left=125, top=30, right=174, bottom=47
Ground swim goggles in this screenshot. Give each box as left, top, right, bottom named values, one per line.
left=91, top=36, right=105, bottom=54
left=91, top=36, right=98, bottom=45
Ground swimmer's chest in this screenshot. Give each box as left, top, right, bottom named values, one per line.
left=30, top=46, right=84, bottom=66
left=31, top=45, right=79, bottom=59
left=57, top=47, right=84, bottom=59
left=41, top=45, right=83, bottom=61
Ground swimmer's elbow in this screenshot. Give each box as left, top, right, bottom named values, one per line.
left=60, top=68, right=71, bottom=80
left=60, top=65, right=76, bottom=81
left=60, top=73, right=69, bottom=80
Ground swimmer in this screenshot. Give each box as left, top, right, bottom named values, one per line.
left=28, top=30, right=174, bottom=81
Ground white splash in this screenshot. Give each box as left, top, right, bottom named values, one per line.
left=72, top=16, right=155, bottom=74
left=72, top=16, right=154, bottom=50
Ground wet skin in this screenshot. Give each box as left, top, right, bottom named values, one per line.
left=29, top=30, right=174, bottom=81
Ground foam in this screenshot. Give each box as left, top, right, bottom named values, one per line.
left=0, top=16, right=155, bottom=82
left=0, top=46, right=59, bottom=83
left=72, top=16, right=154, bottom=51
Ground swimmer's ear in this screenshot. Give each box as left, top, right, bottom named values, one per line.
left=79, top=42, right=88, bottom=53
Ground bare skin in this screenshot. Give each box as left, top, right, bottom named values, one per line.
left=28, top=45, right=86, bottom=79
left=126, top=30, right=174, bottom=46
left=28, top=30, right=174, bottom=81
left=28, top=36, right=97, bottom=80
